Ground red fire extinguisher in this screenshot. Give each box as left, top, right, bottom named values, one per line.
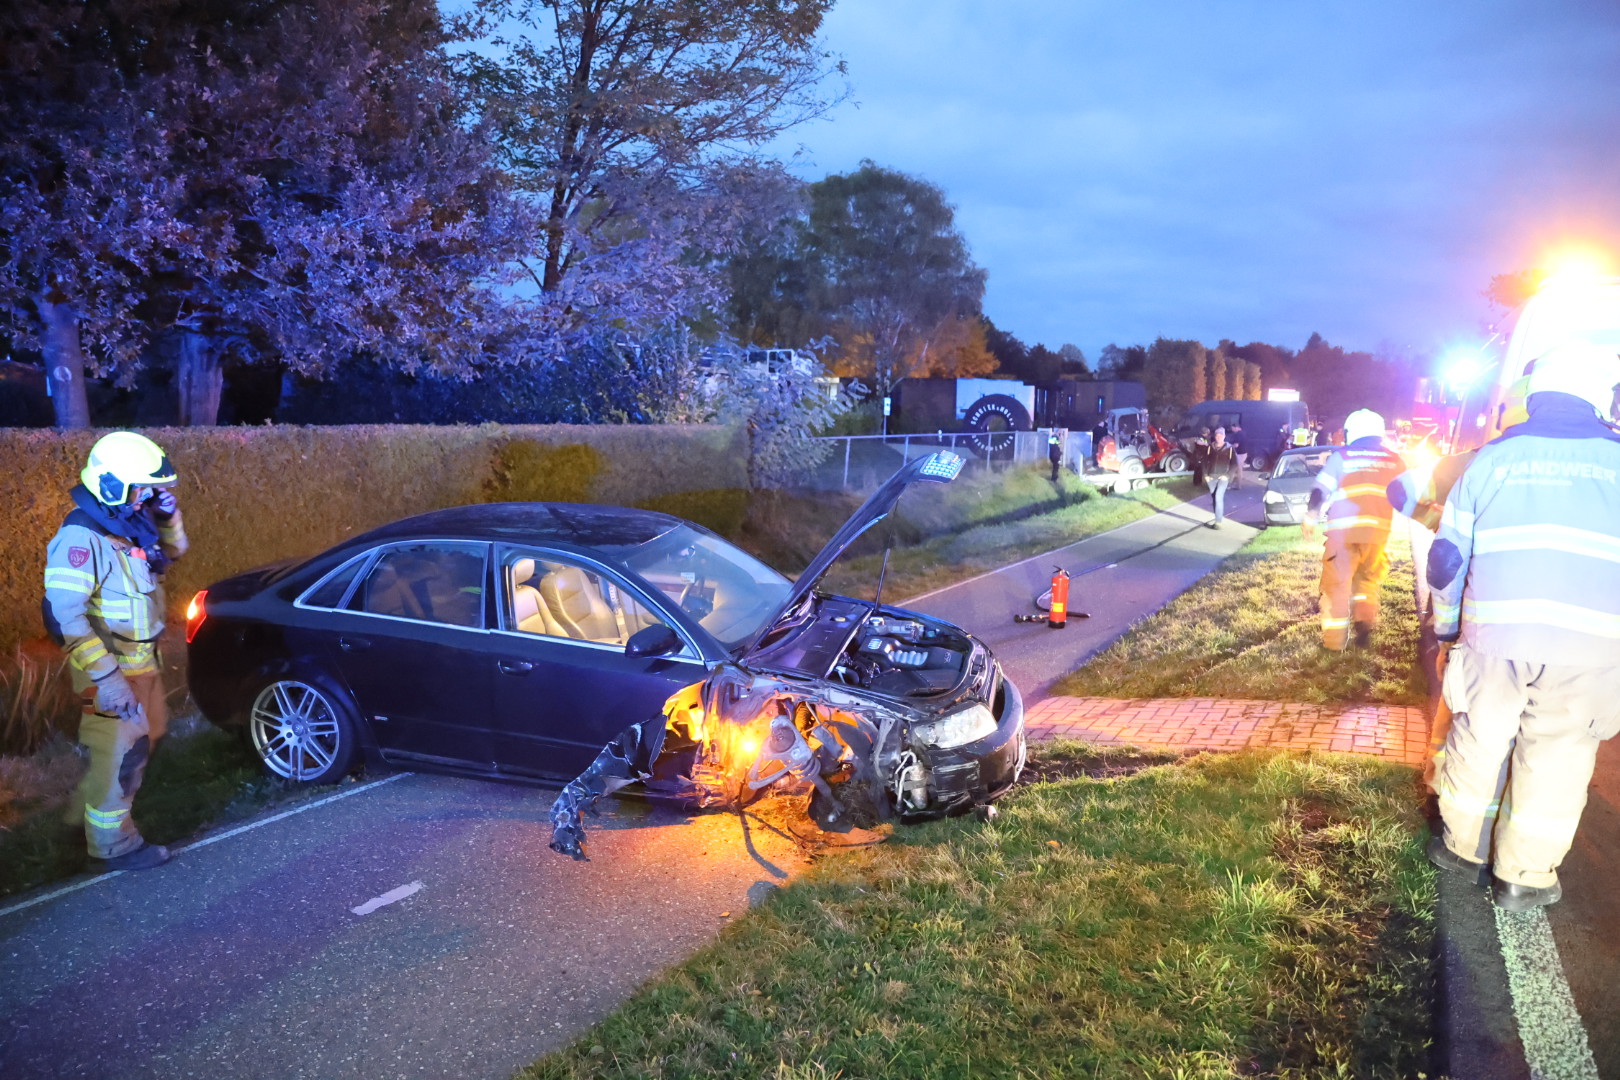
left=1015, top=566, right=1088, bottom=626
left=1046, top=567, right=1071, bottom=629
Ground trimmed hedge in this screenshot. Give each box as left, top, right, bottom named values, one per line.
left=2, top=423, right=746, bottom=651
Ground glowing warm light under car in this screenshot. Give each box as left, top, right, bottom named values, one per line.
left=185, top=590, right=207, bottom=643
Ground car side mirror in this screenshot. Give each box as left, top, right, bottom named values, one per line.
left=625, top=623, right=682, bottom=658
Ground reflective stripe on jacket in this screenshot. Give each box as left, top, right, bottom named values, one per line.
left=1306, top=438, right=1406, bottom=544
left=1428, top=392, right=1620, bottom=667
left=43, top=511, right=187, bottom=683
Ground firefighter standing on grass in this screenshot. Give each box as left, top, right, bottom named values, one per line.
left=1426, top=342, right=1620, bottom=911
left=1301, top=409, right=1405, bottom=650
left=43, top=432, right=187, bottom=870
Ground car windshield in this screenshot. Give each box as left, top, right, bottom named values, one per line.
left=1273, top=451, right=1331, bottom=478
left=624, top=525, right=792, bottom=652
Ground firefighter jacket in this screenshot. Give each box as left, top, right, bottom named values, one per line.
left=1305, top=437, right=1406, bottom=543
left=43, top=486, right=188, bottom=686
left=1428, top=391, right=1620, bottom=667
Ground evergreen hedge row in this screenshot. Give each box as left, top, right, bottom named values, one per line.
left=3, top=423, right=746, bottom=651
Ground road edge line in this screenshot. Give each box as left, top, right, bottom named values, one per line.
left=1494, top=905, right=1600, bottom=1079
left=0, top=772, right=411, bottom=920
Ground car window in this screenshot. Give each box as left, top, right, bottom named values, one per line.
left=1274, top=451, right=1331, bottom=478
left=351, top=542, right=486, bottom=628
left=504, top=552, right=676, bottom=649
left=301, top=555, right=367, bottom=609
left=623, top=525, right=792, bottom=652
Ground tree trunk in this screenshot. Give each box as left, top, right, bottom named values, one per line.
left=37, top=293, right=92, bottom=429
left=177, top=330, right=223, bottom=426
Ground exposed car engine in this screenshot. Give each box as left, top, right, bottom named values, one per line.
left=833, top=615, right=973, bottom=697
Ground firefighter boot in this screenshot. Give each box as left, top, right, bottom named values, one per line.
left=1353, top=622, right=1373, bottom=649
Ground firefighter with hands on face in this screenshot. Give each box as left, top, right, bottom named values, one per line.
left=1301, top=409, right=1406, bottom=650
left=1426, top=341, right=1620, bottom=911
left=43, top=432, right=188, bottom=870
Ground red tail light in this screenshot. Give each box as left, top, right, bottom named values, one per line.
left=185, top=590, right=208, bottom=644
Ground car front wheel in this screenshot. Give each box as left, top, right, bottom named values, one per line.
left=248, top=674, right=359, bottom=784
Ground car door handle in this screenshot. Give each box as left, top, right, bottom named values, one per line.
left=339, top=637, right=372, bottom=652
left=498, top=660, right=534, bottom=675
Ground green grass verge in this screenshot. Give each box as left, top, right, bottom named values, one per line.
left=0, top=723, right=349, bottom=900
left=522, top=743, right=1435, bottom=1080
left=1054, top=527, right=1425, bottom=705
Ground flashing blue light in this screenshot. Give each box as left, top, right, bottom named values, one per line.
left=919, top=452, right=964, bottom=482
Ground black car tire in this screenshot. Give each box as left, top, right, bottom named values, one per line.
left=1250, top=453, right=1272, bottom=473
left=1161, top=450, right=1189, bottom=473
left=245, top=669, right=360, bottom=785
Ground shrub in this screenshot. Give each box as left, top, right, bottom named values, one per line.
left=0, top=423, right=747, bottom=651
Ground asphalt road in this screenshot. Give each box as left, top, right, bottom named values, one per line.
left=0, top=775, right=807, bottom=1080
left=905, top=480, right=1267, bottom=698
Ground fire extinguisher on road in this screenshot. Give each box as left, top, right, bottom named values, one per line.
left=1045, top=567, right=1071, bottom=628
left=1015, top=566, right=1089, bottom=626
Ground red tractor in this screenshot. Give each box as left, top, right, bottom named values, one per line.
left=1094, top=408, right=1190, bottom=477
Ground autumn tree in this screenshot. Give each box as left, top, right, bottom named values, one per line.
left=1096, top=343, right=1147, bottom=381
left=1142, top=338, right=1207, bottom=423
left=1, top=0, right=530, bottom=426
left=1485, top=269, right=1545, bottom=313
left=457, top=0, right=843, bottom=376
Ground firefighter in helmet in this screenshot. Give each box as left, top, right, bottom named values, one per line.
left=43, top=432, right=188, bottom=870
left=1302, top=409, right=1405, bottom=650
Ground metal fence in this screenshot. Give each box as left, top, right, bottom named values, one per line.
left=798, top=430, right=1094, bottom=491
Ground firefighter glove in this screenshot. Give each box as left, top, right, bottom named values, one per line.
left=150, top=488, right=178, bottom=521
left=94, top=670, right=145, bottom=723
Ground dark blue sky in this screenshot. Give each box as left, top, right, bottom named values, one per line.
left=768, top=0, right=1620, bottom=364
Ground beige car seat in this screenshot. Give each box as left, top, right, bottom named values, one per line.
left=510, top=558, right=567, bottom=637
left=540, top=565, right=622, bottom=642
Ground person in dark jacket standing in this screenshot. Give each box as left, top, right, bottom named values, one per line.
left=1202, top=426, right=1238, bottom=527
left=1048, top=432, right=1063, bottom=481
left=1227, top=423, right=1248, bottom=487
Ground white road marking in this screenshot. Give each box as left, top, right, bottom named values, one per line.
left=352, top=881, right=424, bottom=916
left=901, top=507, right=1195, bottom=604
left=0, top=772, right=411, bottom=920
left=1495, top=905, right=1599, bottom=1080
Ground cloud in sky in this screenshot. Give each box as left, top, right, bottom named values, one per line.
left=767, top=0, right=1620, bottom=360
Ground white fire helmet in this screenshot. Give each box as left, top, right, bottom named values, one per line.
left=1343, top=409, right=1385, bottom=444
left=1526, top=341, right=1620, bottom=420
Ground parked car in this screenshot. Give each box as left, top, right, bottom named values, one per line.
left=1174, top=399, right=1310, bottom=473
left=1261, top=446, right=1334, bottom=525
left=187, top=452, right=1025, bottom=855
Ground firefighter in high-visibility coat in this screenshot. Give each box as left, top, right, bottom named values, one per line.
left=1426, top=341, right=1620, bottom=911
left=43, top=432, right=187, bottom=870
left=1301, top=409, right=1406, bottom=650
left=1387, top=375, right=1532, bottom=789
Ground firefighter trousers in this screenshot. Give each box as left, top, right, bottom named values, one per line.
left=71, top=670, right=169, bottom=860
left=1435, top=644, right=1620, bottom=889
left=1319, top=538, right=1388, bottom=649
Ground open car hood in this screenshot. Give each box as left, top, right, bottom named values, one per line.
left=739, top=449, right=964, bottom=657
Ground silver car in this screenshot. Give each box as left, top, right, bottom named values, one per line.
left=1261, top=447, right=1334, bottom=525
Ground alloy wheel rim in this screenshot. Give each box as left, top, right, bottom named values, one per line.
left=251, top=680, right=340, bottom=781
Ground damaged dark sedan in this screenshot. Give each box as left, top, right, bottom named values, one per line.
left=187, top=450, right=1025, bottom=857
